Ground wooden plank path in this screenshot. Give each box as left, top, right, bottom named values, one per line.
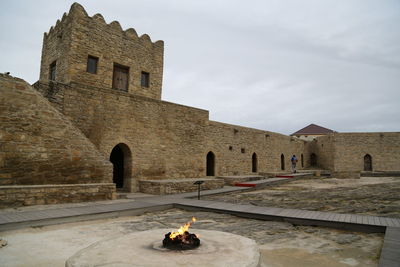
left=0, top=185, right=399, bottom=265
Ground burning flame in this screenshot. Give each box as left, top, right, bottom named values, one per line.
left=169, top=217, right=197, bottom=239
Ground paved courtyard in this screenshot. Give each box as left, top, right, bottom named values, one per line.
left=0, top=209, right=382, bottom=267
left=1, top=175, right=400, bottom=266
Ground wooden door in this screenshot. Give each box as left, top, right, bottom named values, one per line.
left=112, top=65, right=129, bottom=91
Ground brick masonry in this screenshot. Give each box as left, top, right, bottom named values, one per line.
left=139, top=178, right=224, bottom=195
left=0, top=183, right=115, bottom=208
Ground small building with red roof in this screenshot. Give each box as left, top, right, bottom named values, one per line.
left=291, top=123, right=336, bottom=141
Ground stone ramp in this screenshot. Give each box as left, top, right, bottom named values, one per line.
left=217, top=175, right=265, bottom=186
left=275, top=172, right=313, bottom=178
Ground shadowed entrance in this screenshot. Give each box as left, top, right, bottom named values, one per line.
left=364, top=154, right=372, bottom=171
left=110, top=143, right=131, bottom=189
left=206, top=151, right=215, bottom=176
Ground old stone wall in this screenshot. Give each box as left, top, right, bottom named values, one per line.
left=40, top=3, right=163, bottom=100
left=0, top=183, right=115, bottom=208
left=34, top=80, right=210, bottom=191
left=205, top=121, right=307, bottom=175
left=0, top=74, right=113, bottom=187
left=308, top=133, right=400, bottom=178
left=332, top=133, right=400, bottom=177
left=308, top=134, right=335, bottom=170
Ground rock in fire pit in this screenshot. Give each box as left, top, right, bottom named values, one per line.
left=163, top=217, right=200, bottom=250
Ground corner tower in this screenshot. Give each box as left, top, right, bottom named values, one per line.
left=39, top=3, right=164, bottom=100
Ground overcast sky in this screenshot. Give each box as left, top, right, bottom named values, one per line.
left=1, top=0, right=399, bottom=135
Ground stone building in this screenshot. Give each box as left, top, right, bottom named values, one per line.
left=1, top=3, right=399, bottom=207
left=291, top=123, right=336, bottom=141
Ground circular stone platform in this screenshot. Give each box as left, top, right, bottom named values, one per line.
left=66, top=229, right=259, bottom=267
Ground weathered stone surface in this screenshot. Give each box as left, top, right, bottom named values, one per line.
left=0, top=74, right=113, bottom=187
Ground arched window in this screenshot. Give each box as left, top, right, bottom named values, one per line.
left=110, top=143, right=132, bottom=189
left=252, top=153, right=258, bottom=173
left=206, top=151, right=215, bottom=176
left=364, top=154, right=372, bottom=171
left=280, top=154, right=285, bottom=170
left=301, top=154, right=304, bottom=168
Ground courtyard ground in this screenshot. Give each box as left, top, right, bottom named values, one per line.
left=1, top=176, right=399, bottom=266
left=0, top=209, right=382, bottom=267
left=204, top=176, right=400, bottom=218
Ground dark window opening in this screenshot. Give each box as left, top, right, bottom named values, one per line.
left=49, top=61, right=56, bottom=81
left=141, top=71, right=150, bottom=87
left=301, top=154, right=304, bottom=167
left=310, top=153, right=317, bottom=167
left=364, top=154, right=372, bottom=171
left=229, top=146, right=233, bottom=151
left=87, top=55, right=98, bottom=74
left=241, top=148, right=246, bottom=153
left=252, top=153, right=258, bottom=173
left=281, top=154, right=285, bottom=170
left=206, top=151, right=215, bottom=176
left=112, top=64, right=129, bottom=91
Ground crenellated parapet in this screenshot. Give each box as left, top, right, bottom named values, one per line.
left=40, top=2, right=164, bottom=100
left=44, top=3, right=163, bottom=48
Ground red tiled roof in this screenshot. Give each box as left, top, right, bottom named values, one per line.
left=291, top=124, right=336, bottom=136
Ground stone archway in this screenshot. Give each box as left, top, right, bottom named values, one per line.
left=280, top=154, right=285, bottom=170
left=252, top=153, right=258, bottom=173
left=110, top=143, right=132, bottom=190
left=364, top=154, right=372, bottom=171
left=310, top=153, right=317, bottom=167
left=206, top=151, right=215, bottom=176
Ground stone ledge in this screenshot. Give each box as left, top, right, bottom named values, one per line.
left=139, top=178, right=224, bottom=195
left=0, top=183, right=116, bottom=208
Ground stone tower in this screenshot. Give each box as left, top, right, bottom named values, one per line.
left=39, top=3, right=164, bottom=100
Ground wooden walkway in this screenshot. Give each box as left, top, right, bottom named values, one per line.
left=0, top=183, right=399, bottom=266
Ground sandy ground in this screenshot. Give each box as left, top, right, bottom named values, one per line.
left=0, top=209, right=382, bottom=267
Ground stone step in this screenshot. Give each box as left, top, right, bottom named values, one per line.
left=361, top=171, right=400, bottom=177
left=216, top=175, right=265, bottom=186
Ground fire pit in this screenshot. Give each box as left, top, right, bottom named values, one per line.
left=66, top=228, right=260, bottom=266
left=163, top=217, right=200, bottom=250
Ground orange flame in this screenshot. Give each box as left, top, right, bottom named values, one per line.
left=169, top=217, right=196, bottom=239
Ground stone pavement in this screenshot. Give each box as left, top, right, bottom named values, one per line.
left=0, top=178, right=399, bottom=267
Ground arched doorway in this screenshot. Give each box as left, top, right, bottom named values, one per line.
left=206, top=151, right=215, bottom=176
left=310, top=153, right=317, bottom=167
left=110, top=143, right=131, bottom=189
left=252, top=153, right=258, bottom=173
left=364, top=154, right=372, bottom=171
left=301, top=154, right=304, bottom=168
left=280, top=154, right=285, bottom=170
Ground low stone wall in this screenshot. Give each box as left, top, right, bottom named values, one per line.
left=0, top=183, right=116, bottom=208
left=139, top=178, right=224, bottom=195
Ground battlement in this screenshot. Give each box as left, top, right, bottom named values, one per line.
left=44, top=3, right=163, bottom=48
left=39, top=2, right=164, bottom=100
